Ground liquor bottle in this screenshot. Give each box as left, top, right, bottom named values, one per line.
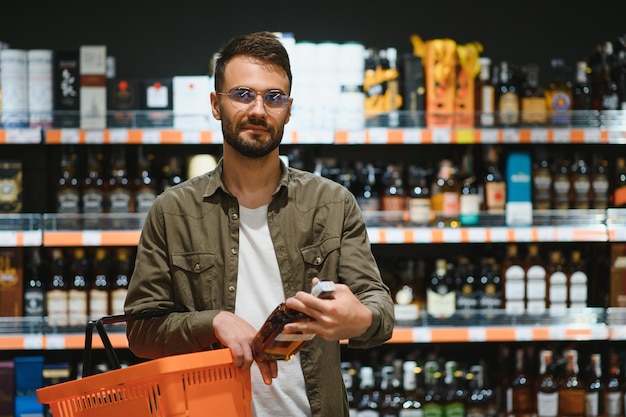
left=585, top=353, right=602, bottom=417
left=466, top=363, right=497, bottom=417
left=133, top=145, right=157, bottom=213
left=426, top=258, right=456, bottom=319
left=399, top=360, right=423, bottom=417
left=431, top=159, right=461, bottom=228
left=590, top=156, right=610, bottom=209
left=482, top=145, right=506, bottom=214
left=568, top=250, right=588, bottom=309
left=496, top=61, right=520, bottom=126
left=552, top=156, right=572, bottom=210
left=570, top=153, right=591, bottom=210
left=89, top=247, right=111, bottom=319
left=106, top=146, right=132, bottom=213
left=536, top=349, right=559, bottom=417
left=546, top=250, right=567, bottom=314
left=533, top=148, right=553, bottom=210
left=423, top=361, right=444, bottom=417
left=603, top=352, right=622, bottom=417
left=381, top=163, right=407, bottom=213
left=459, top=147, right=480, bottom=226
left=56, top=146, right=81, bottom=214
left=407, top=165, right=432, bottom=226
left=475, top=57, right=495, bottom=127
left=82, top=147, right=105, bottom=215
left=507, top=347, right=534, bottom=417
left=454, top=256, right=478, bottom=315
left=68, top=247, right=89, bottom=327
left=443, top=360, right=466, bottom=417
left=357, top=365, right=381, bottom=417
left=161, top=155, right=183, bottom=192
left=477, top=257, right=502, bottom=316
left=252, top=280, right=335, bottom=361
left=520, top=64, right=547, bottom=126
left=355, top=162, right=382, bottom=214
left=590, top=41, right=620, bottom=111
left=502, top=244, right=526, bottom=315
left=544, top=58, right=573, bottom=125
left=380, top=364, right=402, bottom=416
left=394, top=258, right=423, bottom=324
left=558, top=349, right=585, bottom=417
left=613, top=156, right=626, bottom=207
left=23, top=247, right=45, bottom=317
left=45, top=248, right=69, bottom=327
left=341, top=361, right=359, bottom=417
left=110, top=247, right=131, bottom=315
left=524, top=244, right=547, bottom=315
left=572, top=61, right=593, bottom=120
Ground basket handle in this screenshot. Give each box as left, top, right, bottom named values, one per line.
left=82, top=308, right=183, bottom=378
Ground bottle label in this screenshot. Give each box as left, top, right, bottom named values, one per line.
left=409, top=198, right=432, bottom=225
left=110, top=289, right=128, bottom=315
left=537, top=392, right=558, bottom=417
left=426, top=288, right=455, bottom=318
left=585, top=392, right=599, bottom=417
left=615, top=186, right=626, bottom=207
left=109, top=189, right=132, bottom=213
left=135, top=189, right=157, bottom=212
left=46, top=289, right=69, bottom=326
left=603, top=391, right=621, bottom=416
left=274, top=332, right=316, bottom=342
left=57, top=190, right=80, bottom=213
left=485, top=182, right=506, bottom=212
left=442, top=192, right=460, bottom=216
left=24, top=288, right=45, bottom=316
left=399, top=410, right=424, bottom=417
left=499, top=92, right=519, bottom=125
left=459, top=194, right=480, bottom=225
left=67, top=289, right=88, bottom=326
left=83, top=189, right=104, bottom=213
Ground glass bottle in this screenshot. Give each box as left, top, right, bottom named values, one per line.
left=355, top=162, right=382, bottom=214
left=459, top=147, right=480, bottom=226
left=507, top=347, right=534, bottom=417
left=477, top=257, right=502, bottom=317
left=533, top=148, right=553, bottom=210
left=357, top=365, right=381, bottom=417
left=558, top=349, right=585, bottom=417
left=496, top=61, right=520, bottom=126
left=23, top=247, right=45, bottom=317
left=133, top=145, right=157, bottom=213
left=106, top=146, right=132, bottom=213
left=56, top=146, right=81, bottom=214
left=68, top=247, right=89, bottom=327
left=426, top=258, right=456, bottom=319
left=520, top=64, right=547, bottom=126
left=110, top=247, right=132, bottom=315
left=454, top=256, right=478, bottom=316
left=341, top=361, right=359, bottom=417
left=443, top=361, right=466, bottom=417
left=590, top=156, right=610, bottom=209
left=536, top=349, right=559, bottom=417
left=407, top=165, right=432, bottom=226
left=399, top=361, right=423, bottom=417
left=603, top=351, right=622, bottom=417
left=544, top=58, right=573, bottom=125
left=423, top=361, right=444, bottom=417
left=552, top=156, right=572, bottom=210
left=613, top=156, right=626, bottom=208
left=394, top=258, right=422, bottom=324
left=161, top=155, right=183, bottom=193
left=431, top=159, right=461, bottom=228
left=482, top=145, right=506, bottom=214
left=572, top=61, right=593, bottom=125
left=501, top=244, right=526, bottom=315
left=82, top=147, right=105, bottom=216
left=380, top=364, right=402, bottom=416
left=590, top=41, right=620, bottom=111
left=45, top=248, right=69, bottom=328
left=585, top=353, right=602, bottom=417
left=381, top=163, right=408, bottom=213
left=524, top=244, right=547, bottom=315
left=252, top=281, right=335, bottom=361
left=466, top=363, right=497, bottom=417
left=570, top=153, right=591, bottom=210
left=89, top=247, right=111, bottom=319
left=568, top=250, right=588, bottom=309
left=546, top=250, right=567, bottom=314
left=475, top=57, right=495, bottom=127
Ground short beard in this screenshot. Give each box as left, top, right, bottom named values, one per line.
left=222, top=118, right=284, bottom=158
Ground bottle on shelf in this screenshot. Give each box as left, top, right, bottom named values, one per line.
left=613, top=156, right=626, bottom=208
left=584, top=353, right=602, bottom=417
left=68, top=247, right=89, bottom=327
left=546, top=250, right=568, bottom=314
left=590, top=155, right=610, bottom=209
left=507, top=347, right=535, bottom=417
left=532, top=148, right=553, bottom=211
left=82, top=147, right=105, bottom=217
left=572, top=61, right=593, bottom=124
left=23, top=247, right=45, bottom=317
left=454, top=256, right=478, bottom=315
left=133, top=145, right=157, bottom=214
left=603, top=351, right=623, bottom=417
left=431, top=159, right=461, bottom=228
left=161, top=155, right=183, bottom=193
left=496, top=61, right=520, bottom=127
left=393, top=258, right=423, bottom=324
left=355, top=162, right=382, bottom=214
left=466, top=363, right=497, bottom=417
left=475, top=57, right=495, bottom=127
left=442, top=360, right=467, bottom=417
left=501, top=244, right=526, bottom=316
left=459, top=146, right=480, bottom=226
left=544, top=58, right=573, bottom=125
left=381, top=163, right=408, bottom=217
left=399, top=360, right=423, bottom=417
left=45, top=248, right=69, bottom=328
left=558, top=349, right=585, bottom=417
left=380, top=364, right=402, bottom=415
left=552, top=155, right=572, bottom=210
left=426, top=258, right=456, bottom=319
left=252, top=280, right=335, bottom=361
left=340, top=361, right=359, bottom=416
left=590, top=41, right=620, bottom=111
left=423, top=360, right=444, bottom=417
left=570, top=152, right=591, bottom=210
left=477, top=257, right=502, bottom=318
left=568, top=250, right=588, bottom=310
left=106, top=146, right=132, bottom=214
left=407, top=164, right=432, bottom=226
left=524, top=244, right=547, bottom=315
left=89, top=247, right=111, bottom=319
left=357, top=365, right=382, bottom=416
left=482, top=145, right=506, bottom=215
left=110, top=247, right=132, bottom=315
left=536, top=349, right=559, bottom=417
left=520, top=64, right=547, bottom=126
left=56, top=146, right=81, bottom=214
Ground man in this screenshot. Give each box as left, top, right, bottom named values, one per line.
left=125, top=31, right=394, bottom=417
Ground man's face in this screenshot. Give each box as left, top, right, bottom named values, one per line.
left=211, top=56, right=292, bottom=159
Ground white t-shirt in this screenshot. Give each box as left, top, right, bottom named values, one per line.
left=234, top=205, right=312, bottom=417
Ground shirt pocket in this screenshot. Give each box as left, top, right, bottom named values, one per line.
left=171, top=252, right=217, bottom=308
left=300, top=236, right=340, bottom=280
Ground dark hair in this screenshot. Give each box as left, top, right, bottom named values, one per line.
left=214, top=31, right=292, bottom=93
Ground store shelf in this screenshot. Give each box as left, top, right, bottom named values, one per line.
left=0, top=214, right=43, bottom=246
left=44, top=128, right=221, bottom=145
left=0, top=127, right=42, bottom=144
left=41, top=213, right=145, bottom=247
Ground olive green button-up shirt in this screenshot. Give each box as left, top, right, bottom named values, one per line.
left=125, top=158, right=395, bottom=417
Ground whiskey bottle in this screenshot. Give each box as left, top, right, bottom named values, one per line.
left=544, top=58, right=573, bottom=125
left=533, top=148, right=553, bottom=210
left=133, top=145, right=157, bottom=213
left=496, top=61, right=520, bottom=126
left=407, top=165, right=432, bottom=226
left=502, top=244, right=526, bottom=315
left=161, top=155, right=183, bottom=192
left=56, top=146, right=81, bottom=214
left=252, top=280, right=335, bottom=362
left=82, top=147, right=105, bottom=215
left=466, top=363, right=497, bottom=417
left=68, top=247, right=89, bottom=327
left=570, top=153, right=591, bottom=210
left=590, top=41, right=620, bottom=111
left=613, top=156, right=626, bottom=208
left=482, top=145, right=506, bottom=214
left=431, top=159, right=461, bottom=228
left=475, top=57, right=495, bottom=127
left=558, top=349, right=585, bottom=417
left=45, top=248, right=69, bottom=327
left=536, top=349, right=559, bottom=417
left=572, top=61, right=593, bottom=114
left=552, top=156, right=572, bottom=210
left=568, top=250, right=588, bottom=310
left=520, top=64, right=547, bottom=126
left=110, top=247, right=132, bottom=315
left=89, top=247, right=111, bottom=319
left=394, top=258, right=422, bottom=324
left=357, top=365, right=382, bottom=417
left=423, top=361, right=444, bottom=417
left=341, top=361, right=359, bottom=416
left=590, top=156, right=610, bottom=209
left=380, top=364, right=402, bottom=416
left=602, top=351, right=622, bottom=417
left=546, top=251, right=568, bottom=314
left=459, top=147, right=480, bottom=226
left=23, top=247, right=45, bottom=317
left=525, top=244, right=547, bottom=315
left=585, top=353, right=602, bottom=417
left=477, top=258, right=502, bottom=316
left=106, top=146, right=132, bottom=213
left=454, top=256, right=478, bottom=315
left=355, top=162, right=382, bottom=214
left=443, top=360, right=467, bottom=417
left=507, top=347, right=534, bottom=417
left=381, top=163, right=408, bottom=213
left=399, top=360, right=423, bottom=417
left=426, top=258, right=456, bottom=319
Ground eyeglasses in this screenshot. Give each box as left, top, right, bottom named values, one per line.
left=217, top=87, right=290, bottom=114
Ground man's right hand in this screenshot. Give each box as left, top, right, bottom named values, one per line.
left=213, top=311, right=278, bottom=384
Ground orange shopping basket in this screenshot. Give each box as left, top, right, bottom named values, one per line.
left=36, top=310, right=252, bottom=417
